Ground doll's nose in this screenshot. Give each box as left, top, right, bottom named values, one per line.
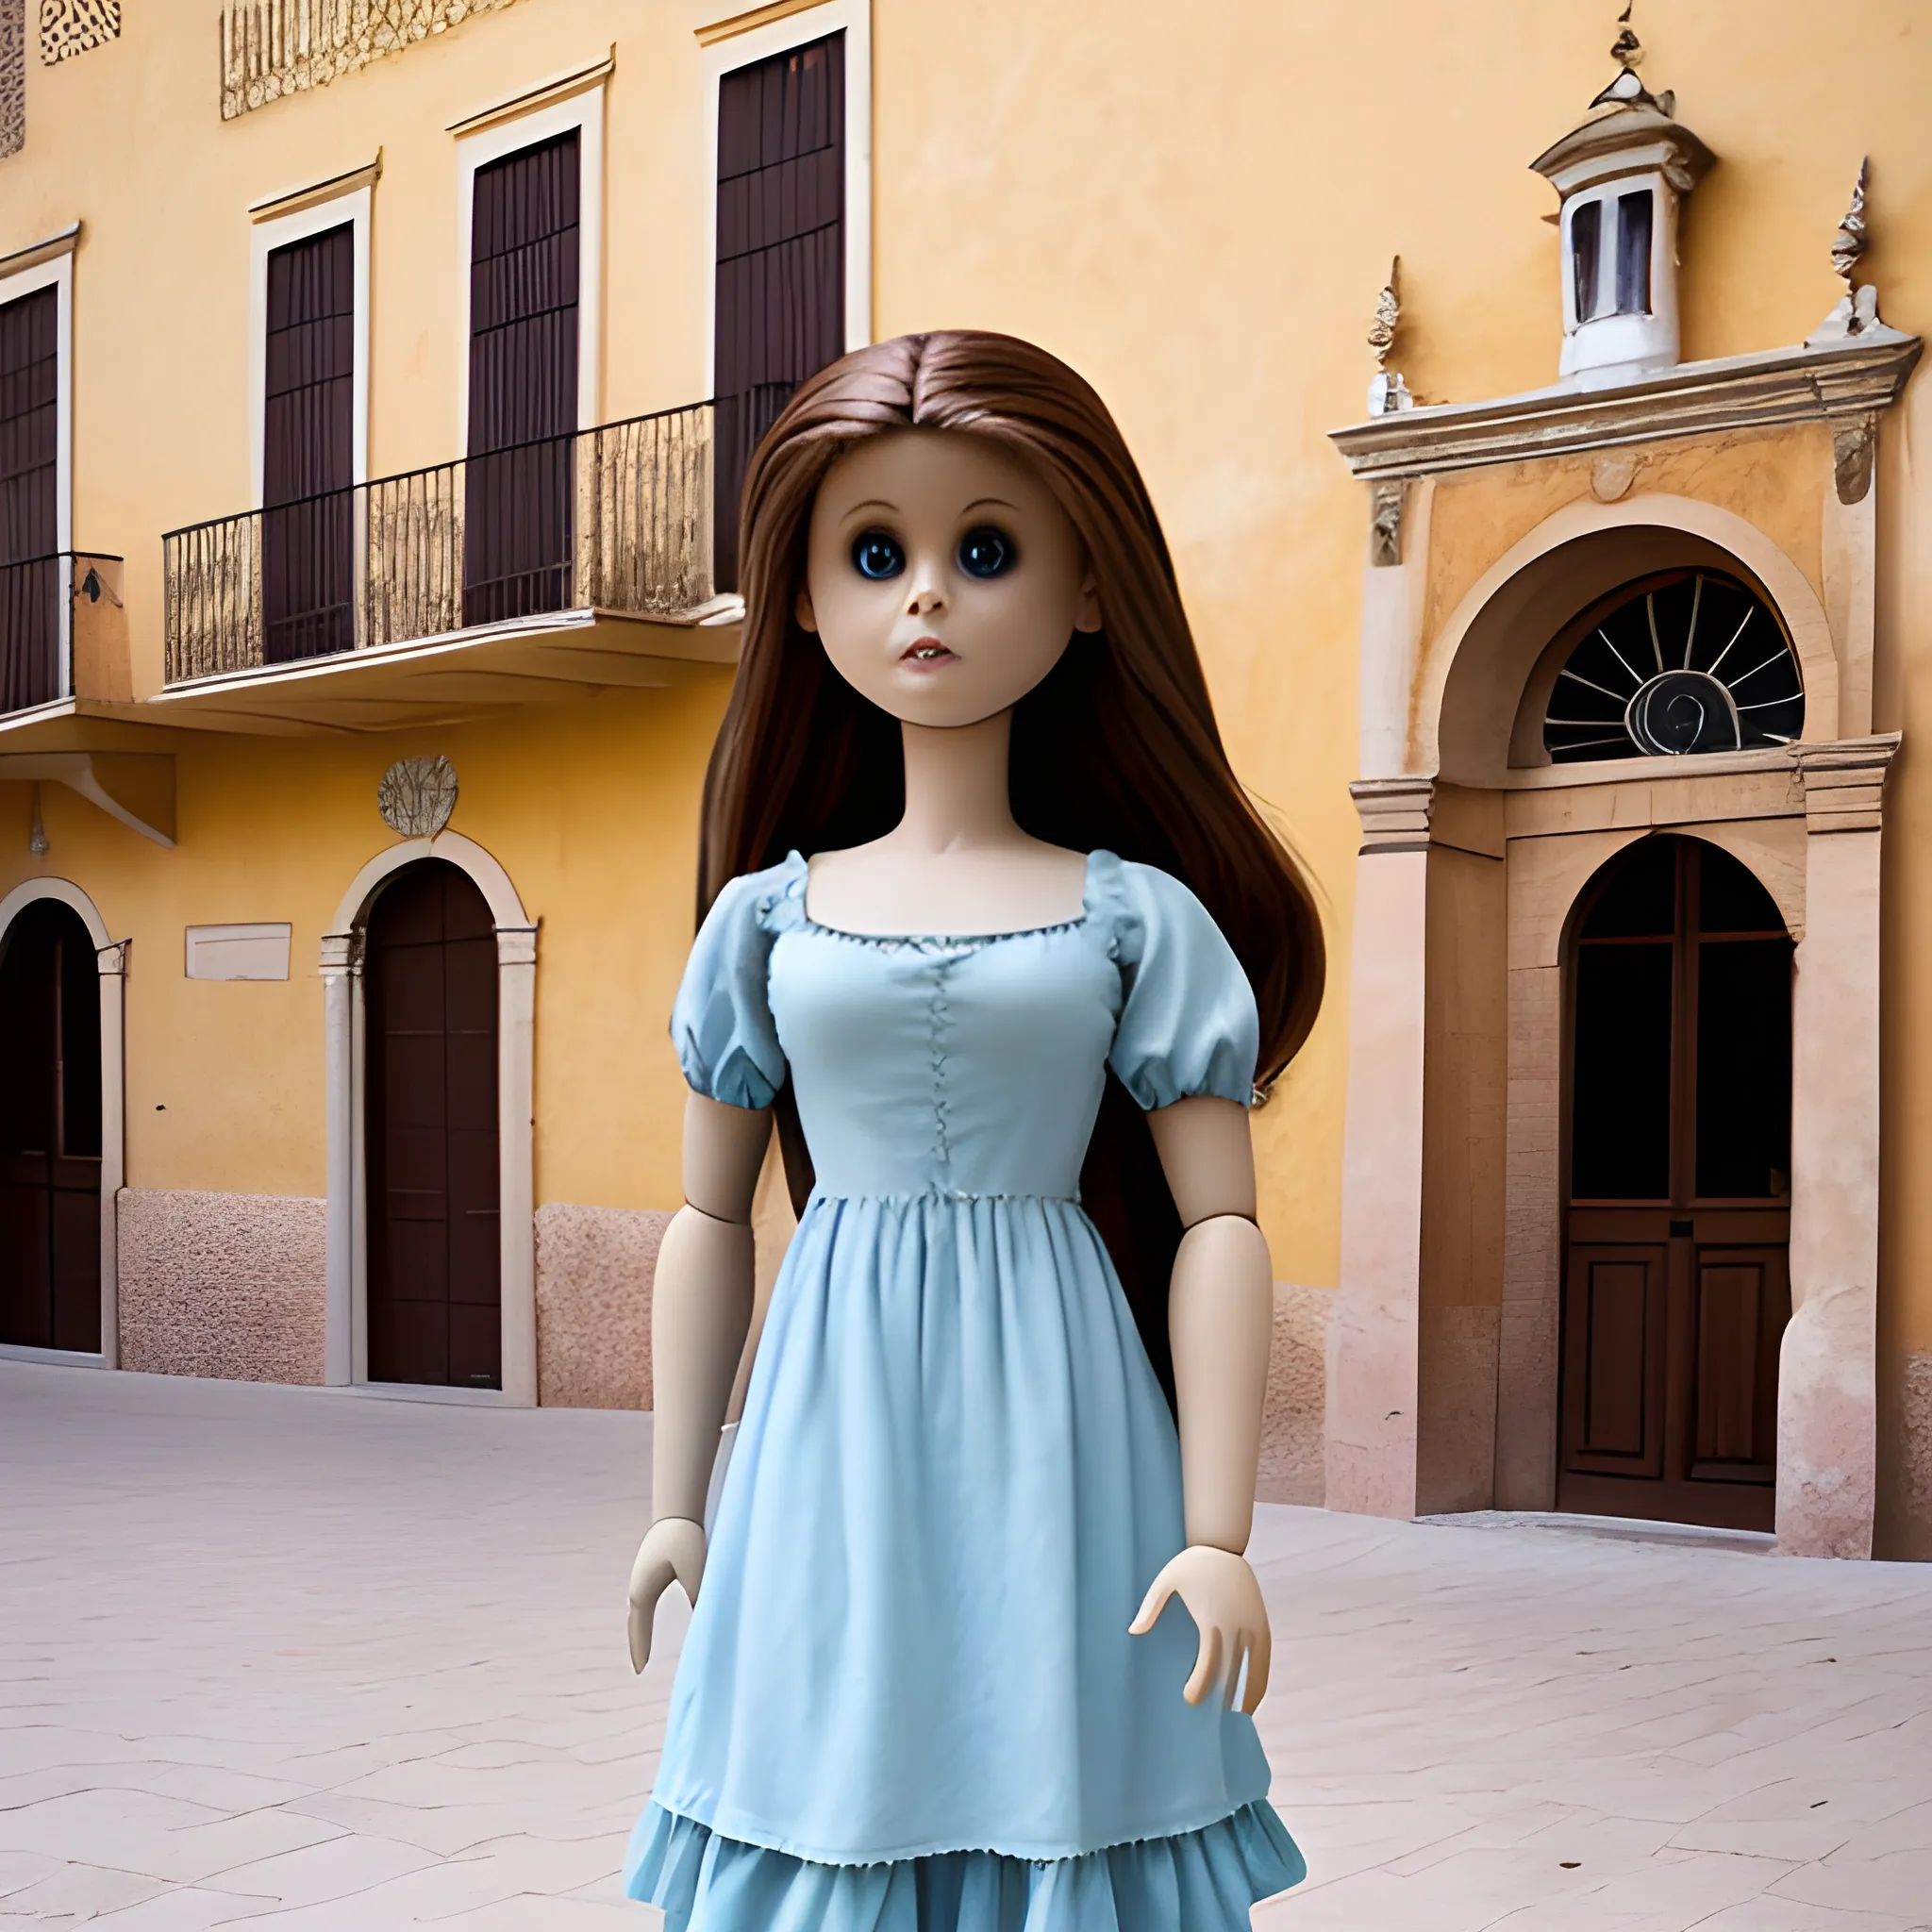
left=905, top=575, right=944, bottom=617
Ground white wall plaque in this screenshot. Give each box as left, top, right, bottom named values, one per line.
left=186, top=923, right=292, bottom=981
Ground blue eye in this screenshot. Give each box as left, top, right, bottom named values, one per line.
left=958, top=525, right=1017, bottom=579
left=851, top=531, right=905, bottom=580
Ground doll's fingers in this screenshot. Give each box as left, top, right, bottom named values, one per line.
left=1182, top=1624, right=1224, bottom=1707
left=1128, top=1574, right=1174, bottom=1637
left=626, top=1600, right=653, bottom=1675
left=1241, top=1624, right=1273, bottom=1714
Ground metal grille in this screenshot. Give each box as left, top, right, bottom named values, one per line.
left=163, top=401, right=725, bottom=686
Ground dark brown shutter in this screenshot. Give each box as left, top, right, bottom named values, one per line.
left=464, top=129, right=579, bottom=625
left=0, top=900, right=102, bottom=1354
left=712, top=32, right=844, bottom=589
left=365, top=861, right=501, bottom=1390
left=261, top=224, right=355, bottom=663
left=0, top=285, right=58, bottom=708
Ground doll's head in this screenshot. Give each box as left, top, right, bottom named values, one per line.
left=793, top=426, right=1103, bottom=733
left=702, top=330, right=1323, bottom=1086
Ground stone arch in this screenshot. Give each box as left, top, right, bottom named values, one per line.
left=0, top=876, right=125, bottom=1368
left=1424, top=492, right=1838, bottom=785
left=320, top=830, right=538, bottom=1404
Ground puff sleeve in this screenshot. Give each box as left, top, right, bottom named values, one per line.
left=670, top=869, right=788, bottom=1110
left=1105, top=858, right=1260, bottom=1111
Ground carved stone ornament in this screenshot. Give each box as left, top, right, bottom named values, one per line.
left=377, top=755, right=458, bottom=838
left=1833, top=414, right=1877, bottom=507
left=1369, top=481, right=1406, bottom=567
left=40, top=0, right=119, bottom=64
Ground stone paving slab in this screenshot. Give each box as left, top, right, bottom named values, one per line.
left=2, top=1360, right=1928, bottom=1929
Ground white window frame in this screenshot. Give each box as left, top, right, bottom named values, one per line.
left=249, top=187, right=373, bottom=508
left=455, top=86, right=607, bottom=448
left=700, top=0, right=874, bottom=393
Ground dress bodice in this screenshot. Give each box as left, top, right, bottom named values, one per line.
left=673, top=849, right=1259, bottom=1201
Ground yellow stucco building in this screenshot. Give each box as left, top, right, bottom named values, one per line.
left=2, top=0, right=1928, bottom=1559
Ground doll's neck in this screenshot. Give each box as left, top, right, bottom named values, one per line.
left=893, top=710, right=1024, bottom=854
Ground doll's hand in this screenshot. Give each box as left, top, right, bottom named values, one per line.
left=626, top=1516, right=706, bottom=1674
left=1128, top=1543, right=1273, bottom=1714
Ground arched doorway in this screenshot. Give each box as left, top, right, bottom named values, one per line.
left=0, top=899, right=103, bottom=1352
left=363, top=859, right=501, bottom=1389
left=1561, top=834, right=1793, bottom=1530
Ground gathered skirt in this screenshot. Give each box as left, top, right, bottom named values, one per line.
left=627, top=1193, right=1304, bottom=1926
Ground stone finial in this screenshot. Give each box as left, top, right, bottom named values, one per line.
left=1610, top=3, right=1641, bottom=71
left=1368, top=258, right=1400, bottom=368
left=1832, top=157, right=1870, bottom=289
left=1366, top=258, right=1413, bottom=415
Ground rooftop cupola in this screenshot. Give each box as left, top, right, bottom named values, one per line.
left=1530, top=21, right=1715, bottom=388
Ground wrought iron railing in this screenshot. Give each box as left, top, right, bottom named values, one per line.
left=161, top=391, right=794, bottom=687
left=1, top=553, right=123, bottom=714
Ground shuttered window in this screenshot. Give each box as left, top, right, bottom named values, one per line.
left=0, top=285, right=58, bottom=708
left=464, top=129, right=579, bottom=625
left=712, top=33, right=843, bottom=588
left=262, top=225, right=355, bottom=662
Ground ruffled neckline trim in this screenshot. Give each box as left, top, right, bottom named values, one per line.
left=757, top=847, right=1127, bottom=950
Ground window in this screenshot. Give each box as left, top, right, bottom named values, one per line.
left=1614, top=189, right=1653, bottom=316
left=1541, top=570, right=1804, bottom=764
left=261, top=225, right=355, bottom=662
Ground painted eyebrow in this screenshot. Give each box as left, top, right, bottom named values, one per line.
left=960, top=498, right=1021, bottom=515
left=841, top=500, right=900, bottom=519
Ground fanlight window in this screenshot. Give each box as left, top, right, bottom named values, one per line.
left=1542, top=569, right=1804, bottom=764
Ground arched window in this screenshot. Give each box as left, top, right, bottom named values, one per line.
left=1542, top=569, right=1803, bottom=764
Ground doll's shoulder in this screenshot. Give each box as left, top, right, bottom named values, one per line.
left=698, top=851, right=810, bottom=943
left=1088, top=852, right=1227, bottom=963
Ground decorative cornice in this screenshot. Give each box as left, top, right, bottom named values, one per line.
left=250, top=157, right=382, bottom=224
left=1330, top=328, right=1921, bottom=483
left=1796, top=733, right=1900, bottom=835
left=447, top=50, right=614, bottom=137
left=0, top=222, right=81, bottom=282
left=694, top=0, right=833, bottom=45
left=1351, top=775, right=1436, bottom=855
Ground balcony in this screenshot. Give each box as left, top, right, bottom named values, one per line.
left=155, top=390, right=786, bottom=734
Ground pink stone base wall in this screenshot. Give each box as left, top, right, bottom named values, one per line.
left=534, top=1203, right=671, bottom=1410
left=118, top=1189, right=325, bottom=1384
left=1257, top=1283, right=1330, bottom=1507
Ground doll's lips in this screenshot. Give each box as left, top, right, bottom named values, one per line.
left=901, top=637, right=957, bottom=664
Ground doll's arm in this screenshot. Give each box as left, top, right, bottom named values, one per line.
left=1126, top=1094, right=1274, bottom=1713
left=625, top=1092, right=771, bottom=1672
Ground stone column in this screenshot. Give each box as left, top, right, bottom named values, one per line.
left=94, top=939, right=128, bottom=1370
left=1326, top=777, right=1434, bottom=1517
left=320, top=929, right=359, bottom=1388
left=1780, top=737, right=1898, bottom=1557
left=496, top=923, right=540, bottom=1407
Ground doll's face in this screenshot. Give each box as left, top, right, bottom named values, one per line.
left=795, top=428, right=1102, bottom=729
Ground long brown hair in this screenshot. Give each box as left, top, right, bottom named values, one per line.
left=698, top=331, right=1323, bottom=1400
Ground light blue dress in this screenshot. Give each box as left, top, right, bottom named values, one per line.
left=625, top=848, right=1305, bottom=1929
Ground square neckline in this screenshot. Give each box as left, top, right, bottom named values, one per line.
left=794, top=847, right=1104, bottom=945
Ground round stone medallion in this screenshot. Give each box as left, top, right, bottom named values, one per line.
left=377, top=755, right=458, bottom=838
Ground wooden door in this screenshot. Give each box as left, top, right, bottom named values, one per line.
left=364, top=861, right=501, bottom=1388
left=464, top=129, right=578, bottom=626
left=262, top=223, right=355, bottom=663
left=0, top=283, right=59, bottom=710
left=1559, top=835, right=1791, bottom=1530
left=712, top=31, right=843, bottom=590
left=0, top=900, right=102, bottom=1352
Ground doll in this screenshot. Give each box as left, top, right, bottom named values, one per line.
left=623, top=331, right=1322, bottom=1929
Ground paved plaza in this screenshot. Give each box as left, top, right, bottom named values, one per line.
left=2, top=1359, right=1929, bottom=1930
